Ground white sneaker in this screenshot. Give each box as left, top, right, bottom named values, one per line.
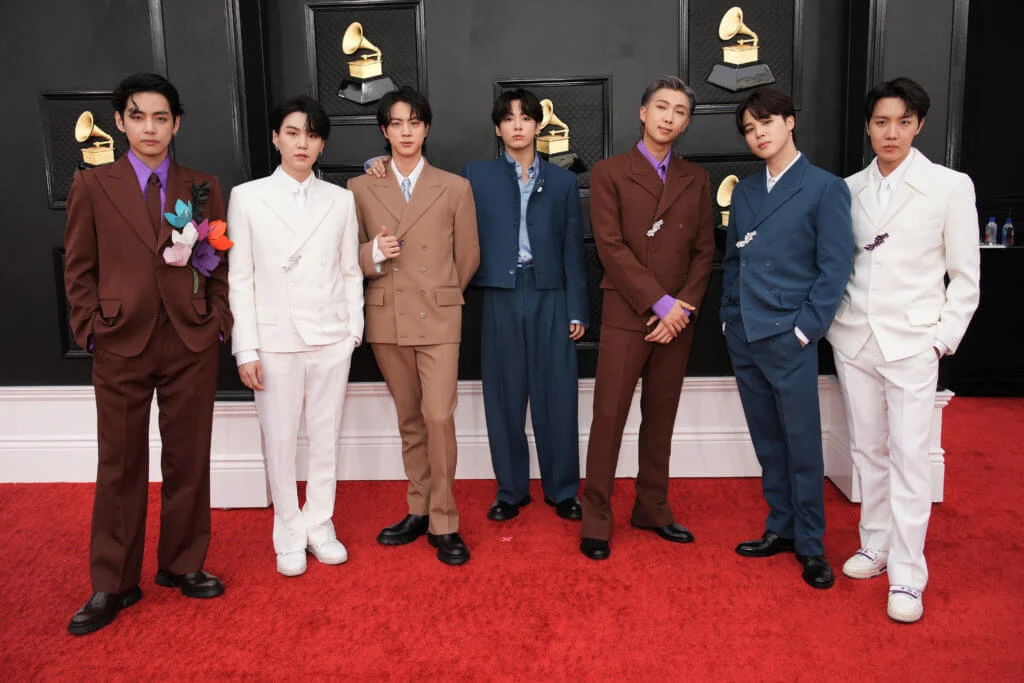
left=307, top=539, right=349, bottom=565
left=842, top=548, right=888, bottom=579
left=276, top=550, right=307, bottom=577
left=887, top=585, right=924, bottom=623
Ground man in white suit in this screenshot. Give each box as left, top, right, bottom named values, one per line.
left=228, top=97, right=363, bottom=577
left=827, top=78, right=980, bottom=622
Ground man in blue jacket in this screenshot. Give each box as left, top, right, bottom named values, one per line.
left=363, top=88, right=589, bottom=522
left=720, top=88, right=854, bottom=589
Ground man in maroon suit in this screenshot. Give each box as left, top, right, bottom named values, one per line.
left=580, top=76, right=715, bottom=560
left=64, top=73, right=232, bottom=635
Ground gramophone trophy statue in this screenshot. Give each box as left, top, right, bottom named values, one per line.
left=535, top=99, right=586, bottom=173
left=706, top=7, right=776, bottom=92
left=74, top=111, right=115, bottom=166
left=714, top=174, right=739, bottom=259
left=337, top=21, right=398, bottom=105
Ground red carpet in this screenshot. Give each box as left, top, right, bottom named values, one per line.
left=1, top=397, right=1022, bottom=679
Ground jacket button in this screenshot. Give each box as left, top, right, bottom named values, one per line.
left=767, top=239, right=773, bottom=245
left=767, top=284, right=774, bottom=290
left=741, top=259, right=747, bottom=266
left=508, top=269, right=515, bottom=275
left=422, top=245, right=428, bottom=251
left=775, top=321, right=781, bottom=326
left=419, top=335, right=425, bottom=341
left=393, top=266, right=400, bottom=272
left=419, top=290, right=425, bottom=295
left=396, top=290, right=403, bottom=295
left=419, top=312, right=426, bottom=318
left=320, top=258, right=326, bottom=265
left=765, top=259, right=773, bottom=266
left=289, top=282, right=295, bottom=288
left=419, top=266, right=426, bottom=272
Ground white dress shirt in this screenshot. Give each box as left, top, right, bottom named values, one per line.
left=765, top=151, right=802, bottom=194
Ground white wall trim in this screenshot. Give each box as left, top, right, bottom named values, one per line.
left=0, top=377, right=953, bottom=508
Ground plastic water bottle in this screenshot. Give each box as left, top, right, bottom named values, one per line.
left=1003, top=216, right=1015, bottom=247
left=984, top=217, right=998, bottom=245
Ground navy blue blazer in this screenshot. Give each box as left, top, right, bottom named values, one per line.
left=720, top=154, right=854, bottom=344
left=462, top=157, right=589, bottom=326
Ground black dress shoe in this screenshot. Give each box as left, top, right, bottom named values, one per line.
left=736, top=531, right=796, bottom=557
left=377, top=514, right=429, bottom=546
left=68, top=586, right=143, bottom=635
left=580, top=537, right=610, bottom=560
left=544, top=496, right=583, bottom=520
left=631, top=521, right=694, bottom=543
left=155, top=570, right=224, bottom=598
left=487, top=495, right=531, bottom=521
left=797, top=554, right=835, bottom=589
left=427, top=532, right=470, bottom=565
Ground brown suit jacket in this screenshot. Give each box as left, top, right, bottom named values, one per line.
left=590, top=146, right=716, bottom=332
left=349, top=161, right=479, bottom=345
left=64, top=155, right=232, bottom=357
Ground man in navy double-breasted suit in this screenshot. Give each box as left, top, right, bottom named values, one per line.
left=720, top=89, right=854, bottom=589
left=464, top=89, right=589, bottom=522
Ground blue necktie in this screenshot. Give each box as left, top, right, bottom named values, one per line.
left=401, top=178, right=411, bottom=202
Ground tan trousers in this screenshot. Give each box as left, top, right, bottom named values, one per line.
left=371, top=342, right=460, bottom=534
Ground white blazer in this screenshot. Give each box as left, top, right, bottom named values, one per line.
left=228, top=168, right=364, bottom=355
left=826, top=149, right=980, bottom=363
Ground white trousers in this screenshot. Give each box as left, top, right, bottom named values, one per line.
left=254, top=337, right=355, bottom=554
left=834, top=333, right=939, bottom=590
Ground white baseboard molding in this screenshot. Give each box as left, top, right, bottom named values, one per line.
left=0, top=378, right=953, bottom=508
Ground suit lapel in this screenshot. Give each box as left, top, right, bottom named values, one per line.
left=262, top=175, right=300, bottom=235
left=163, top=160, right=193, bottom=249
left=368, top=174, right=405, bottom=224
left=287, top=179, right=336, bottom=256
left=850, top=170, right=881, bottom=230
left=96, top=155, right=158, bottom=254
left=747, top=154, right=807, bottom=229
left=627, top=146, right=664, bottom=202
left=396, top=162, right=445, bottom=239
left=654, top=157, right=695, bottom=221
left=878, top=151, right=928, bottom=228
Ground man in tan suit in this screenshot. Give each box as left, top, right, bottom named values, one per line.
left=348, top=87, right=479, bottom=565
left=580, top=76, right=716, bottom=560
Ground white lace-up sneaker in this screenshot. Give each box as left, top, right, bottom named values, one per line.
left=307, top=539, right=349, bottom=565
left=888, top=585, right=924, bottom=623
left=276, top=550, right=307, bottom=577
left=842, top=548, right=888, bottom=579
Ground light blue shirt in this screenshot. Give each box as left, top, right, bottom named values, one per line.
left=506, top=151, right=540, bottom=266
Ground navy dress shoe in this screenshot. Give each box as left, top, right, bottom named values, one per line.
left=487, top=495, right=532, bottom=521
left=736, top=531, right=796, bottom=557
left=155, top=570, right=224, bottom=598
left=377, top=514, right=429, bottom=545
left=797, top=554, right=835, bottom=589
left=68, top=586, right=143, bottom=635
left=544, top=496, right=583, bottom=520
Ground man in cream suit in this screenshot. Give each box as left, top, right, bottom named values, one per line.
left=348, top=87, right=479, bottom=566
left=228, top=97, right=363, bottom=577
left=827, top=78, right=980, bottom=622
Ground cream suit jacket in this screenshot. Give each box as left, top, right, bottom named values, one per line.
left=227, top=168, right=364, bottom=355
left=348, top=161, right=479, bottom=345
left=826, top=149, right=980, bottom=363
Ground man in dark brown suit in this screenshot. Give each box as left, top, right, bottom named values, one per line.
left=580, top=76, right=715, bottom=560
left=64, top=74, right=232, bottom=634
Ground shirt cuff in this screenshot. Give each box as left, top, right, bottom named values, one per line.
left=569, top=320, right=585, bottom=328
left=372, top=238, right=386, bottom=265
left=651, top=295, right=676, bottom=320
left=235, top=350, right=260, bottom=366
left=794, top=327, right=809, bottom=345
left=934, top=340, right=949, bottom=357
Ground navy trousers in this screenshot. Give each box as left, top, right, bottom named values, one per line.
left=725, top=318, right=826, bottom=556
left=481, top=267, right=580, bottom=505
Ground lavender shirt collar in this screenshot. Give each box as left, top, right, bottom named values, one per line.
left=636, top=140, right=670, bottom=183
left=126, top=150, right=171, bottom=206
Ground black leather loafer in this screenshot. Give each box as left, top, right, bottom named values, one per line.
left=68, top=586, right=143, bottom=635
left=544, top=496, right=583, bottom=520
left=377, top=514, right=429, bottom=545
left=797, top=554, right=835, bottom=589
left=155, top=570, right=224, bottom=598
left=487, top=495, right=531, bottom=521
left=735, top=531, right=796, bottom=557
left=427, top=532, right=470, bottom=565
left=580, top=537, right=611, bottom=560
left=631, top=521, right=694, bottom=543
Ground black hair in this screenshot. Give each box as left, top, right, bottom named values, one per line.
left=491, top=88, right=543, bottom=126
left=864, top=77, right=930, bottom=122
left=111, top=73, right=183, bottom=118
left=640, top=76, right=696, bottom=112
left=735, top=87, right=797, bottom=144
left=376, top=86, right=432, bottom=154
left=270, top=96, right=331, bottom=141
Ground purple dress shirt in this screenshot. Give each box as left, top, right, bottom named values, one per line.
left=126, top=150, right=171, bottom=210
left=635, top=141, right=689, bottom=322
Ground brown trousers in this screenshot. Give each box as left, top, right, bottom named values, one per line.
left=90, top=312, right=219, bottom=593
left=581, top=324, right=695, bottom=541
left=371, top=342, right=460, bottom=535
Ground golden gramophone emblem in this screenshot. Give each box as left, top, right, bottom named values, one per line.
left=338, top=21, right=397, bottom=104
left=74, top=111, right=114, bottom=166
left=717, top=175, right=739, bottom=227
left=706, top=7, right=776, bottom=92
left=536, top=99, right=570, bottom=155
